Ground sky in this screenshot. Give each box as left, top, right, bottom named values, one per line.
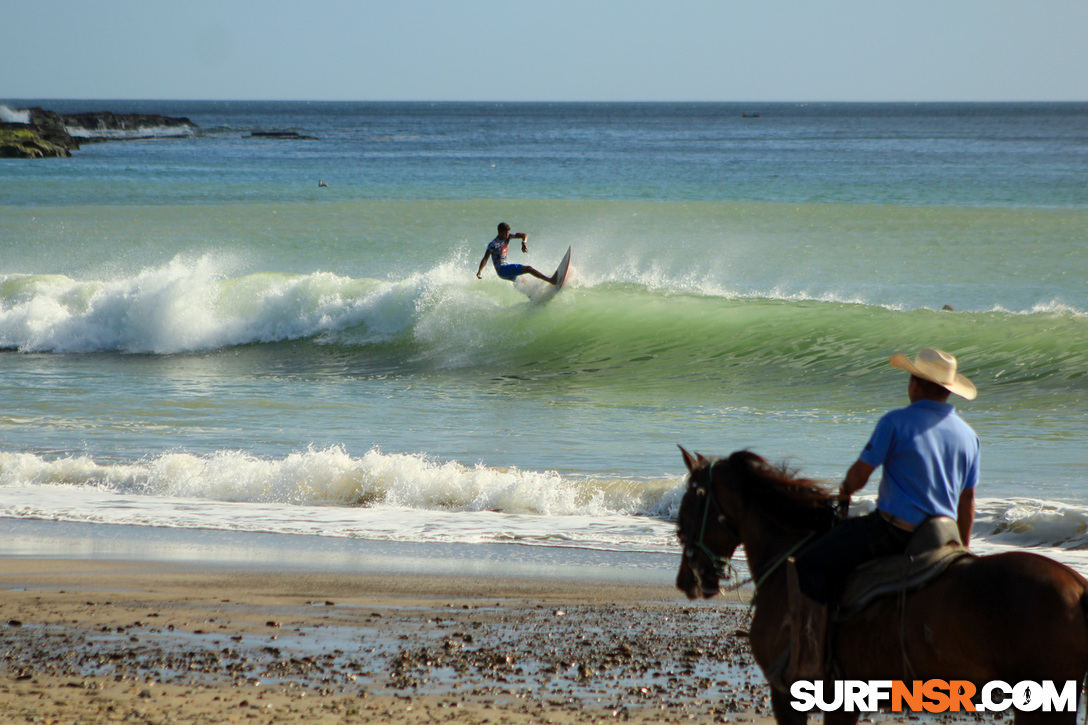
left=4, top=0, right=1087, bottom=102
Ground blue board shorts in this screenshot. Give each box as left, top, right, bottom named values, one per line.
left=496, top=264, right=524, bottom=281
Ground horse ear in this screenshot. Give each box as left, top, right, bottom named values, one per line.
left=678, top=445, right=707, bottom=474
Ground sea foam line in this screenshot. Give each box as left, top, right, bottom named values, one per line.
left=0, top=448, right=682, bottom=553
left=0, top=448, right=682, bottom=519
left=63, top=125, right=195, bottom=139
left=2, top=448, right=1088, bottom=552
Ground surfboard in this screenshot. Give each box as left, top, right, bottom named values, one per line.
left=526, top=246, right=572, bottom=305
left=553, top=246, right=572, bottom=291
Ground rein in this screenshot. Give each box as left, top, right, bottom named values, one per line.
left=753, top=531, right=814, bottom=592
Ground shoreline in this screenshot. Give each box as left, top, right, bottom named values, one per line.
left=0, top=518, right=683, bottom=584
left=1, top=557, right=771, bottom=724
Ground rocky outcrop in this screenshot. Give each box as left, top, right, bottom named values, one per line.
left=0, top=120, right=77, bottom=158
left=1, top=107, right=196, bottom=158
left=52, top=110, right=196, bottom=139
left=247, top=131, right=318, bottom=140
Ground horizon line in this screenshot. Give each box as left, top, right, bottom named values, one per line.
left=4, top=97, right=1087, bottom=105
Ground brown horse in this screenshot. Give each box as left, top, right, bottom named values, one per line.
left=675, top=447, right=1088, bottom=725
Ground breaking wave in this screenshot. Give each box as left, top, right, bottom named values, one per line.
left=3, top=448, right=1088, bottom=566
left=2, top=255, right=1086, bottom=406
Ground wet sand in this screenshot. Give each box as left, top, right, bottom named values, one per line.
left=0, top=558, right=773, bottom=724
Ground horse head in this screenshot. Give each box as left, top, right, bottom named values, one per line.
left=676, top=446, right=746, bottom=599
left=676, top=447, right=840, bottom=601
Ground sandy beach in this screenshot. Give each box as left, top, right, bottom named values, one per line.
left=0, top=558, right=773, bottom=724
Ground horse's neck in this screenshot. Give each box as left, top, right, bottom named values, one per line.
left=744, top=521, right=800, bottom=668
left=743, top=517, right=818, bottom=582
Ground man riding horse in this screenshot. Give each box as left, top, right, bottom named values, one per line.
left=788, top=347, right=980, bottom=682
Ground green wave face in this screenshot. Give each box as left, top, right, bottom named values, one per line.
left=401, top=286, right=1088, bottom=410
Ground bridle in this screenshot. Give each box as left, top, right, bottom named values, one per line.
left=681, top=459, right=741, bottom=590
left=681, top=457, right=820, bottom=596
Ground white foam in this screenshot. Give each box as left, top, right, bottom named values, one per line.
left=64, top=125, right=194, bottom=139
left=0, top=447, right=678, bottom=515
left=0, top=448, right=681, bottom=553
left=3, top=448, right=1088, bottom=572
left=0, top=105, right=30, bottom=124
left=986, top=300, right=1087, bottom=318
left=975, top=497, right=1088, bottom=548
left=850, top=494, right=1088, bottom=574
left=0, top=254, right=540, bottom=356
left=0, top=256, right=381, bottom=353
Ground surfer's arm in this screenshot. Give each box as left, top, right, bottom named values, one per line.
left=514, top=232, right=528, bottom=252
left=956, top=487, right=975, bottom=545
left=476, top=250, right=491, bottom=279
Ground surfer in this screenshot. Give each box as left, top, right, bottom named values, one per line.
left=476, top=222, right=557, bottom=285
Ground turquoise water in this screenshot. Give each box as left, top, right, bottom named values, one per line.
left=1, top=101, right=1087, bottom=570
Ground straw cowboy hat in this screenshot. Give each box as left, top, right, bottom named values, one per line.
left=890, top=348, right=977, bottom=400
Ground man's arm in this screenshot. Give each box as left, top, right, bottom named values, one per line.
left=840, top=459, right=875, bottom=501
left=476, top=249, right=491, bottom=279
left=956, top=487, right=975, bottom=546
left=515, top=232, right=528, bottom=252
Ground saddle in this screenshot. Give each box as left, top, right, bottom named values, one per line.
left=835, top=516, right=973, bottom=621
left=766, top=516, right=974, bottom=692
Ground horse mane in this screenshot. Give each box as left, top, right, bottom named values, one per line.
left=720, top=450, right=839, bottom=532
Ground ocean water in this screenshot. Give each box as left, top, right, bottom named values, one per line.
left=1, top=100, right=1087, bottom=580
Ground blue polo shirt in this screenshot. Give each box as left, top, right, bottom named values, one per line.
left=860, top=399, right=980, bottom=526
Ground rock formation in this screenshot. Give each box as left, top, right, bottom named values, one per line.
left=0, top=107, right=196, bottom=159
left=52, top=109, right=196, bottom=139
left=0, top=123, right=74, bottom=158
